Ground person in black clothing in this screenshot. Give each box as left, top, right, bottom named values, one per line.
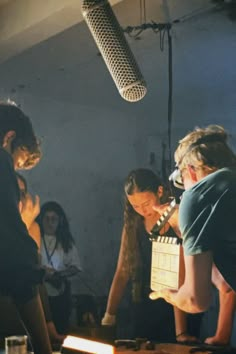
left=17, top=173, right=66, bottom=346
left=102, top=168, right=198, bottom=342
left=0, top=101, right=52, bottom=354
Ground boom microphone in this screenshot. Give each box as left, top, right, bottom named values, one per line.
left=81, top=0, right=147, bottom=102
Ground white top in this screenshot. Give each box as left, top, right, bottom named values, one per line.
left=40, top=234, right=82, bottom=296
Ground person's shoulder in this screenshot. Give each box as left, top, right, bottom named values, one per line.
left=204, top=167, right=236, bottom=189
left=0, top=147, right=11, bottom=162
left=206, top=167, right=236, bottom=180
left=0, top=148, right=14, bottom=177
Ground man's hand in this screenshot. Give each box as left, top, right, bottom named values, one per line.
left=149, top=288, right=178, bottom=307
left=149, top=253, right=213, bottom=313
left=152, top=202, right=181, bottom=237
left=20, top=193, right=40, bottom=230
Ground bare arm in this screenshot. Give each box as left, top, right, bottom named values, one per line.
left=166, top=206, right=181, bottom=237
left=16, top=293, right=52, bottom=354
left=205, top=289, right=236, bottom=345
left=211, top=263, right=232, bottom=293
left=105, top=270, right=129, bottom=315
left=150, top=251, right=213, bottom=313
left=20, top=193, right=40, bottom=231
left=105, top=227, right=130, bottom=316
left=204, top=264, right=236, bottom=345
left=29, top=221, right=41, bottom=249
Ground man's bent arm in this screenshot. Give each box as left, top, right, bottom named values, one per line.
left=150, top=251, right=213, bottom=313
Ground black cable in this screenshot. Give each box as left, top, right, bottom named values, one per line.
left=167, top=26, right=173, bottom=170
left=122, top=4, right=218, bottom=37
left=122, top=4, right=217, bottom=179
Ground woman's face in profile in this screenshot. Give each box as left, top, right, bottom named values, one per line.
left=127, top=191, right=160, bottom=219
left=42, top=211, right=60, bottom=235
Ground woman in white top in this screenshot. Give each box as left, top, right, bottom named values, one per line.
left=37, top=201, right=82, bottom=334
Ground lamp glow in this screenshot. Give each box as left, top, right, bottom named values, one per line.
left=62, top=335, right=114, bottom=354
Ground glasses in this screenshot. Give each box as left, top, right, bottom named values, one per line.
left=169, top=167, right=185, bottom=189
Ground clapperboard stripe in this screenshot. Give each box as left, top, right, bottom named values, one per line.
left=149, top=198, right=177, bottom=240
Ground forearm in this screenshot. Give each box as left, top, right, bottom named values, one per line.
left=173, top=285, right=211, bottom=313
left=16, top=293, right=52, bottom=354
left=150, top=285, right=211, bottom=313
left=215, top=290, right=236, bottom=339
left=106, top=271, right=129, bottom=315
left=168, top=207, right=181, bottom=237
left=151, top=233, right=213, bottom=312
left=172, top=252, right=213, bottom=312
left=174, top=306, right=188, bottom=336
left=38, top=283, right=52, bottom=323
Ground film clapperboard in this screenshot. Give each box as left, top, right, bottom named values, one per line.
left=149, top=199, right=185, bottom=291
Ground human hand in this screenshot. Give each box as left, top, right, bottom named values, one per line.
left=152, top=202, right=181, bottom=237
left=152, top=202, right=171, bottom=215
left=20, top=193, right=40, bottom=230
left=149, top=288, right=178, bottom=306
left=101, top=312, right=116, bottom=326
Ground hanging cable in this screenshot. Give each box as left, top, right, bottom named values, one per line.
left=122, top=3, right=218, bottom=176
left=167, top=26, right=173, bottom=171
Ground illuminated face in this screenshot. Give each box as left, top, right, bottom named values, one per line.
left=127, top=191, right=160, bottom=219
left=42, top=211, right=60, bottom=235
left=12, top=147, right=30, bottom=170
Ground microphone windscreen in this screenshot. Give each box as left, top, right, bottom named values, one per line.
left=81, top=0, right=147, bottom=102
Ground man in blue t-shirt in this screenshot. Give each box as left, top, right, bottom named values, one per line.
left=150, top=125, right=236, bottom=319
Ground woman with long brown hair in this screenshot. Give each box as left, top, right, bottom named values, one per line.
left=102, top=168, right=198, bottom=342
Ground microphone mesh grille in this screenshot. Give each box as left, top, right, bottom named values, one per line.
left=82, top=0, right=147, bottom=102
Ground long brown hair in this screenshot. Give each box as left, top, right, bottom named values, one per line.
left=37, top=201, right=75, bottom=253
left=122, top=169, right=163, bottom=301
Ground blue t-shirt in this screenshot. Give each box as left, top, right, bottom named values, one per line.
left=179, top=167, right=236, bottom=291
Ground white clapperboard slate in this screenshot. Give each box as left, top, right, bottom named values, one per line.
left=149, top=199, right=185, bottom=291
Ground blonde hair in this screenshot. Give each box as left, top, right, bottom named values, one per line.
left=175, top=125, right=236, bottom=172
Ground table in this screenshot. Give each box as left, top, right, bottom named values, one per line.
left=116, top=343, right=211, bottom=353
left=0, top=343, right=212, bottom=354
